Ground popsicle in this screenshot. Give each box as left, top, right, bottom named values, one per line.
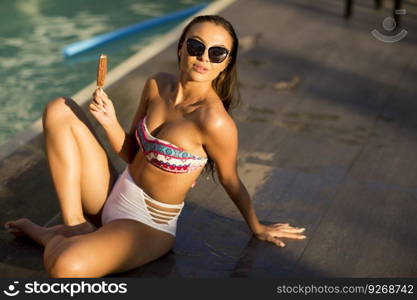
left=97, top=54, right=107, bottom=87
left=96, top=54, right=107, bottom=112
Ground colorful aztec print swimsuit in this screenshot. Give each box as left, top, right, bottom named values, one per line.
left=135, top=115, right=208, bottom=174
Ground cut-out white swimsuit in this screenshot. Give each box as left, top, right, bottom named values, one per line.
left=101, top=166, right=184, bottom=237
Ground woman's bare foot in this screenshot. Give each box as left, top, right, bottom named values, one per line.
left=4, top=218, right=97, bottom=246
left=5, top=219, right=27, bottom=238
left=5, top=218, right=57, bottom=246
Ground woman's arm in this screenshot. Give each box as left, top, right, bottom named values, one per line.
left=90, top=75, right=154, bottom=163
left=202, top=109, right=306, bottom=247
left=201, top=111, right=262, bottom=233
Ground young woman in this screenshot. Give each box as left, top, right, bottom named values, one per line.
left=5, top=15, right=306, bottom=277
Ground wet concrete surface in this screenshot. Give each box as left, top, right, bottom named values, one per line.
left=1, top=0, right=417, bottom=277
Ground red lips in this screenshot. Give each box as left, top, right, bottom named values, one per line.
left=193, top=63, right=208, bottom=73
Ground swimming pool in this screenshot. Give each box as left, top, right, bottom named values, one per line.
left=0, top=0, right=210, bottom=146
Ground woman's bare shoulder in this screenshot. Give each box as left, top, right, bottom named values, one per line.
left=198, top=97, right=236, bottom=134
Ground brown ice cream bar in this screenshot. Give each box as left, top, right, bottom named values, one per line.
left=96, top=54, right=107, bottom=87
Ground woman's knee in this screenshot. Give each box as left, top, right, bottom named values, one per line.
left=42, top=97, right=76, bottom=129
left=49, top=255, right=89, bottom=278
left=45, top=238, right=91, bottom=278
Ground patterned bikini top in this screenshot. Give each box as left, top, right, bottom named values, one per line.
left=135, top=116, right=208, bottom=174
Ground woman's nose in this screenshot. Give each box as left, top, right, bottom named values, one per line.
left=197, top=49, right=210, bottom=62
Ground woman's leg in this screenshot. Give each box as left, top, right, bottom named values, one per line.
left=5, top=96, right=119, bottom=242
left=44, top=219, right=175, bottom=278
left=42, top=97, right=118, bottom=226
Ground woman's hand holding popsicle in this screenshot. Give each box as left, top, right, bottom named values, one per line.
left=89, top=88, right=117, bottom=127
left=89, top=54, right=117, bottom=126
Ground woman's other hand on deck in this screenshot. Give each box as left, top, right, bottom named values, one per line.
left=89, top=88, right=117, bottom=126
left=255, top=223, right=306, bottom=248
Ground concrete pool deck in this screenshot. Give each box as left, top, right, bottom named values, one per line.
left=1, top=0, right=417, bottom=278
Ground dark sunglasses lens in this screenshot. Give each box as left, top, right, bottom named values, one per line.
left=186, top=39, right=204, bottom=56
left=209, top=47, right=229, bottom=63
left=186, top=38, right=229, bottom=63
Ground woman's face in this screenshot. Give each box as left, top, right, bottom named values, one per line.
left=178, top=22, right=233, bottom=83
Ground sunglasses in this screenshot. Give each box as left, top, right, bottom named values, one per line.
left=186, top=38, right=230, bottom=63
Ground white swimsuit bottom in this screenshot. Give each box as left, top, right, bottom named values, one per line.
left=101, top=166, right=184, bottom=237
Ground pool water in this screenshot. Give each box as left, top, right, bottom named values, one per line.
left=0, top=0, right=210, bottom=146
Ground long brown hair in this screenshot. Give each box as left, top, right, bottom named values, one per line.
left=177, top=15, right=241, bottom=183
